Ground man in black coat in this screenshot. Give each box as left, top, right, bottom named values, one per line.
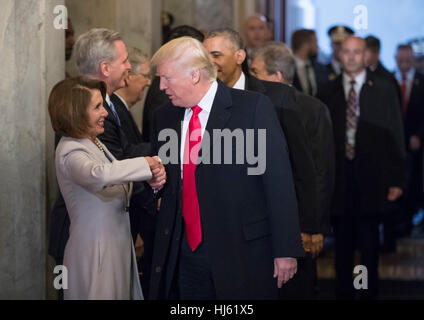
left=395, top=44, right=424, bottom=235
left=148, top=36, right=303, bottom=300
left=318, top=36, right=406, bottom=299
left=365, top=35, right=402, bottom=252
left=291, top=29, right=329, bottom=96
left=250, top=41, right=335, bottom=299
left=203, top=30, right=317, bottom=260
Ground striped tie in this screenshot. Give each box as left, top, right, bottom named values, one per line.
left=346, top=79, right=358, bottom=160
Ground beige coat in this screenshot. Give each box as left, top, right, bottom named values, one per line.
left=55, top=137, right=152, bottom=300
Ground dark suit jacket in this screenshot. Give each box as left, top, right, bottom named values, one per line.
left=294, top=90, right=335, bottom=234
left=142, top=76, right=169, bottom=143
left=402, top=72, right=424, bottom=145
left=293, top=60, right=329, bottom=95
left=149, top=80, right=304, bottom=300
left=111, top=94, right=155, bottom=236
left=317, top=71, right=406, bottom=216
left=246, top=75, right=317, bottom=234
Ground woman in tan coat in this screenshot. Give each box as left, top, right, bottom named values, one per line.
left=48, top=77, right=165, bottom=299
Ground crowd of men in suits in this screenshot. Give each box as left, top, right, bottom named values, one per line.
left=48, top=15, right=424, bottom=300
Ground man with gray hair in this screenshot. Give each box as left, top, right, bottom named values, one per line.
left=251, top=41, right=335, bottom=299
left=148, top=36, right=303, bottom=300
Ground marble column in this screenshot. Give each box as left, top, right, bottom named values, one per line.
left=0, top=0, right=65, bottom=299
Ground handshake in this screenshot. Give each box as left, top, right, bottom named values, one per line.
left=145, top=156, right=167, bottom=191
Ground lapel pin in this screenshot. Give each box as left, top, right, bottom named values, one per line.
left=368, top=80, right=373, bottom=87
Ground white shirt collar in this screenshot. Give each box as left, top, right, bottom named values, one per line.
left=294, top=55, right=309, bottom=68
left=196, top=80, right=218, bottom=113
left=232, top=71, right=246, bottom=90
left=105, top=94, right=111, bottom=106
left=395, top=68, right=415, bottom=83
left=343, top=70, right=366, bottom=88
left=113, top=93, right=129, bottom=110
left=342, top=70, right=366, bottom=101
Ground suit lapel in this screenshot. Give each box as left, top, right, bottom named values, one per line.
left=197, top=81, right=232, bottom=168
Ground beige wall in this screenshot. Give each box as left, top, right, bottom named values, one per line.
left=0, top=0, right=64, bottom=299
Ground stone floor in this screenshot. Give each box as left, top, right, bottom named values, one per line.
left=317, top=227, right=424, bottom=280
left=316, top=225, right=424, bottom=299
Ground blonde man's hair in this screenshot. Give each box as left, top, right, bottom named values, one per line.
left=151, top=36, right=217, bottom=82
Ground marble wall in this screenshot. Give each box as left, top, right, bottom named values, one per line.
left=195, top=0, right=233, bottom=32
left=0, top=0, right=64, bottom=299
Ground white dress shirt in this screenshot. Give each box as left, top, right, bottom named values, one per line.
left=232, top=72, right=246, bottom=90
left=395, top=68, right=415, bottom=101
left=180, top=80, right=218, bottom=176
left=294, top=56, right=317, bottom=95
left=343, top=70, right=366, bottom=113
left=113, top=92, right=130, bottom=110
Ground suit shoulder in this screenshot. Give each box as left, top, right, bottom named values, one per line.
left=230, top=86, right=274, bottom=111
left=56, top=137, right=90, bottom=158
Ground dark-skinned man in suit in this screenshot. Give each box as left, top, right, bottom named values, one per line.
left=203, top=31, right=315, bottom=294
left=318, top=36, right=406, bottom=300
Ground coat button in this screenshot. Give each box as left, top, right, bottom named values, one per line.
left=155, top=266, right=161, bottom=273
left=164, top=229, right=169, bottom=236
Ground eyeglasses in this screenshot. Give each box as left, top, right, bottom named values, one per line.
left=130, top=71, right=152, bottom=80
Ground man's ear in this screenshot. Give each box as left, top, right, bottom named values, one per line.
left=124, top=73, right=131, bottom=87
left=276, top=71, right=284, bottom=83
left=235, top=49, right=247, bottom=65
left=99, top=61, right=110, bottom=77
left=191, top=69, right=201, bottom=84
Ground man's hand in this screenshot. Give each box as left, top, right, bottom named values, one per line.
left=134, top=233, right=144, bottom=261
left=310, top=234, right=324, bottom=258
left=273, top=257, right=297, bottom=288
left=146, top=156, right=166, bottom=190
left=410, top=135, right=421, bottom=151
left=301, top=233, right=312, bottom=253
left=387, top=187, right=403, bottom=201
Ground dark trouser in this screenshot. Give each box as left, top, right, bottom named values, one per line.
left=278, top=253, right=316, bottom=300
left=178, top=229, right=216, bottom=300
left=333, top=160, right=380, bottom=300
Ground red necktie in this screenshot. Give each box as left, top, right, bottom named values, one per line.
left=400, top=74, right=408, bottom=118
left=182, top=105, right=203, bottom=251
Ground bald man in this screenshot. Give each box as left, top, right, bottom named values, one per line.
left=318, top=36, right=406, bottom=300
left=244, top=14, right=269, bottom=56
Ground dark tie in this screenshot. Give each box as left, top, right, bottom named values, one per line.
left=346, top=79, right=358, bottom=160
left=182, top=105, right=203, bottom=251
left=305, top=63, right=313, bottom=95
left=400, top=74, right=408, bottom=118
left=109, top=99, right=121, bottom=126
